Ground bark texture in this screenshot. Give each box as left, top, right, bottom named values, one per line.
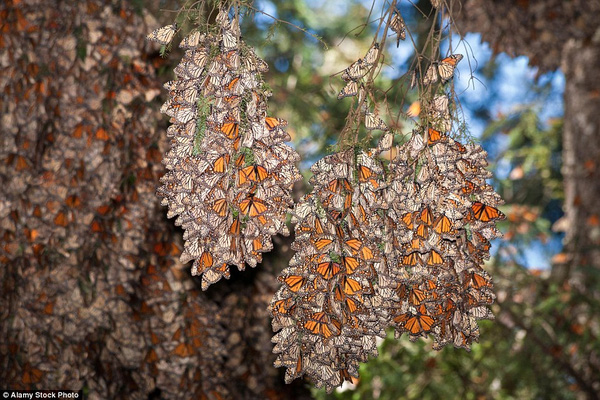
left=0, top=0, right=309, bottom=399
left=451, top=0, right=600, bottom=74
left=558, top=39, right=600, bottom=280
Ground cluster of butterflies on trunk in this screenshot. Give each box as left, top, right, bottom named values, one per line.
left=148, top=0, right=503, bottom=393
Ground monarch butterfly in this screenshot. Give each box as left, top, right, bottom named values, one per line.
left=434, top=215, right=452, bottom=234
left=461, top=180, right=476, bottom=195
left=365, top=112, right=389, bottom=131
left=313, top=237, right=333, bottom=251
left=242, top=54, right=269, bottom=73
left=344, top=238, right=362, bottom=252
left=339, top=291, right=359, bottom=313
left=199, top=251, right=214, bottom=269
left=404, top=237, right=425, bottom=254
left=409, top=287, right=427, bottom=305
left=342, top=256, right=359, bottom=274
left=147, top=23, right=177, bottom=45
left=363, top=43, right=380, bottom=65
left=472, top=231, right=491, bottom=251
left=272, top=297, right=296, bottom=315
left=416, top=224, right=429, bottom=239
left=173, top=61, right=204, bottom=79
left=423, top=54, right=463, bottom=85
left=240, top=196, right=268, bottom=217
left=469, top=306, right=493, bottom=321
left=326, top=208, right=348, bottom=224
left=390, top=10, right=406, bottom=46
left=222, top=28, right=238, bottom=49
left=332, top=223, right=345, bottom=241
left=189, top=47, right=209, bottom=67
left=229, top=218, right=241, bottom=236
left=220, top=120, right=239, bottom=140
left=339, top=369, right=354, bottom=384
left=239, top=165, right=269, bottom=185
left=316, top=261, right=341, bottom=279
left=223, top=50, right=239, bottom=68
left=216, top=8, right=230, bottom=27
left=314, top=217, right=325, bottom=235
left=429, top=95, right=452, bottom=131
left=360, top=245, right=375, bottom=261
left=164, top=103, right=196, bottom=124
left=21, top=365, right=44, bottom=385
left=249, top=237, right=264, bottom=253
left=402, top=252, right=421, bottom=266
left=171, top=87, right=199, bottom=105
left=265, top=116, right=287, bottom=130
left=283, top=275, right=306, bottom=292
left=418, top=206, right=433, bottom=226
left=303, top=312, right=341, bottom=338
left=338, top=81, right=359, bottom=99
left=225, top=76, right=242, bottom=93
left=181, top=31, right=205, bottom=49
left=341, top=276, right=363, bottom=295
left=377, top=132, right=394, bottom=154
left=328, top=178, right=352, bottom=194
left=394, top=306, right=435, bottom=334
left=212, top=198, right=228, bottom=217
left=427, top=127, right=447, bottom=145
left=471, top=202, right=504, bottom=222
left=342, top=59, right=370, bottom=81
left=426, top=249, right=444, bottom=266
left=454, top=140, right=467, bottom=153
left=465, top=270, right=492, bottom=289
left=401, top=212, right=414, bottom=229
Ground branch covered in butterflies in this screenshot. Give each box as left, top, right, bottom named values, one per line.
left=148, top=0, right=504, bottom=394
left=268, top=0, right=504, bottom=393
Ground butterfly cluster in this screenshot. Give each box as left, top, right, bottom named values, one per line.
left=270, top=128, right=503, bottom=391
left=385, top=128, right=503, bottom=349
left=155, top=9, right=301, bottom=289
left=270, top=148, right=395, bottom=391
left=269, top=38, right=503, bottom=389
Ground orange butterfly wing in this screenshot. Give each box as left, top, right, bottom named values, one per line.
left=212, top=198, right=228, bottom=217
left=284, top=275, right=306, bottom=292
left=316, top=261, right=341, bottom=280
left=471, top=202, right=504, bottom=222
left=220, top=121, right=239, bottom=139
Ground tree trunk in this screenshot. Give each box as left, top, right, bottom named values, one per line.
left=552, top=38, right=600, bottom=284
left=0, top=1, right=309, bottom=398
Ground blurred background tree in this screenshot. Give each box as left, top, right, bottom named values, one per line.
left=1, top=0, right=599, bottom=399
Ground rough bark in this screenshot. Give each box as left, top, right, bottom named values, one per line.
left=0, top=0, right=309, bottom=398
left=451, top=0, right=600, bottom=74
left=555, top=39, right=600, bottom=282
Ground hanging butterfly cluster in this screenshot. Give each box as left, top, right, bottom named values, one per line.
left=268, top=8, right=504, bottom=392
left=270, top=146, right=399, bottom=391
left=148, top=1, right=503, bottom=393
left=385, top=128, right=503, bottom=349
left=153, top=9, right=301, bottom=289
